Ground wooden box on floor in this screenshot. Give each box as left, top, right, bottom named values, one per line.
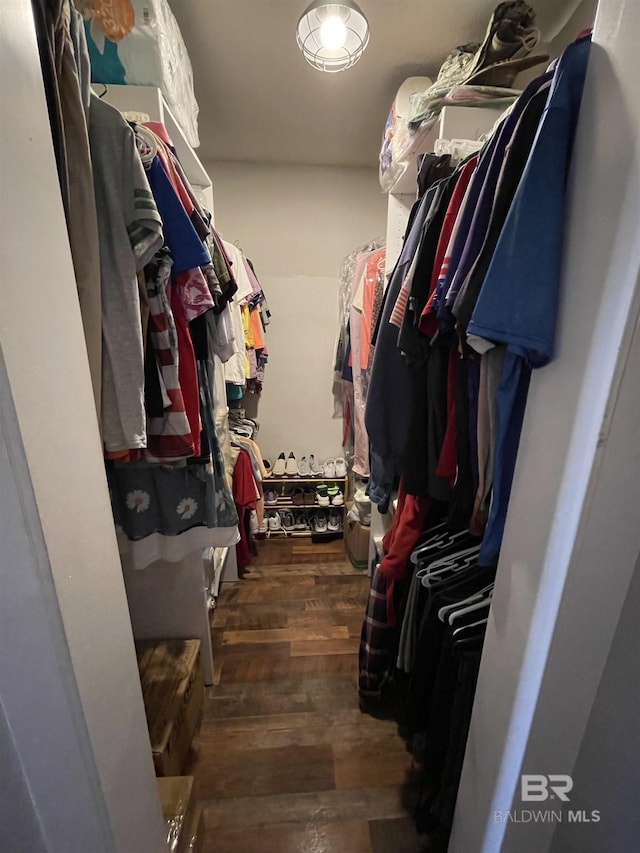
left=157, top=775, right=205, bottom=853
left=344, top=517, right=370, bottom=569
left=136, top=639, right=204, bottom=777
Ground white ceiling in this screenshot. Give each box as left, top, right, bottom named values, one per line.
left=172, top=0, right=591, bottom=167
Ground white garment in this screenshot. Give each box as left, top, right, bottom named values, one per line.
left=222, top=241, right=254, bottom=304
left=117, top=525, right=239, bottom=571
left=224, top=297, right=247, bottom=387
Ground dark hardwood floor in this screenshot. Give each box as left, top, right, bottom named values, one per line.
left=187, top=538, right=427, bottom=852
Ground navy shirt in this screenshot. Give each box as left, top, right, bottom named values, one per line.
left=472, top=35, right=592, bottom=567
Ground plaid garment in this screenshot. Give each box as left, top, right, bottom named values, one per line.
left=358, top=564, right=396, bottom=699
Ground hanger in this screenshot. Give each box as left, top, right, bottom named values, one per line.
left=438, top=581, right=494, bottom=622
left=448, top=592, right=492, bottom=625
left=420, top=544, right=482, bottom=588
left=452, top=615, right=488, bottom=638
left=411, top=526, right=469, bottom=565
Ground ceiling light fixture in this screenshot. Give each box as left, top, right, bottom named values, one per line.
left=296, top=1, right=370, bottom=74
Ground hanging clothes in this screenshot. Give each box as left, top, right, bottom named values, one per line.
left=359, top=31, right=592, bottom=851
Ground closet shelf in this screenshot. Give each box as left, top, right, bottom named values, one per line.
left=265, top=476, right=348, bottom=484
left=265, top=499, right=346, bottom=509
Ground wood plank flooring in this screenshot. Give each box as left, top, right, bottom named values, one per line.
left=187, top=539, right=428, bottom=852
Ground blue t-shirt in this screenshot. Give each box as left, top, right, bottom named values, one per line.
left=467, top=36, right=592, bottom=367
left=473, top=35, right=591, bottom=567
left=147, top=157, right=210, bottom=274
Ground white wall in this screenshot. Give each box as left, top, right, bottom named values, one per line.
left=550, top=553, right=640, bottom=853
left=206, top=161, right=387, bottom=462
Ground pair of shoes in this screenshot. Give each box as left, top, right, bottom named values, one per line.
left=292, top=487, right=315, bottom=506
left=273, top=452, right=297, bottom=477
left=323, top=457, right=347, bottom=478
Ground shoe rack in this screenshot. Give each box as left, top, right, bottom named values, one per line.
left=262, top=476, right=348, bottom=538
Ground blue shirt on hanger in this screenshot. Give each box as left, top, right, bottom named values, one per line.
left=468, top=34, right=592, bottom=567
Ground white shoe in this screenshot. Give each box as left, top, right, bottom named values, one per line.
left=309, top=455, right=324, bottom=476
left=331, top=490, right=344, bottom=507
left=334, top=457, right=347, bottom=477
left=267, top=512, right=281, bottom=531
left=273, top=453, right=286, bottom=477
left=297, top=456, right=311, bottom=476
left=323, top=458, right=336, bottom=478
left=285, top=452, right=298, bottom=476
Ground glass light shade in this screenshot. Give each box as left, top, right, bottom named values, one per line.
left=296, top=1, right=370, bottom=73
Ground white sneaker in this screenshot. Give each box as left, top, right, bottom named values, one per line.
left=309, top=455, right=324, bottom=476
left=267, top=512, right=281, bottom=531
left=328, top=509, right=342, bottom=531
left=273, top=453, right=286, bottom=477
left=331, top=490, right=344, bottom=507
left=323, top=458, right=336, bottom=478
left=285, top=452, right=298, bottom=476
left=334, top=457, right=347, bottom=477
left=297, top=456, right=311, bottom=476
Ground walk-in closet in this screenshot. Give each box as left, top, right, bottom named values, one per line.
left=1, top=0, right=639, bottom=851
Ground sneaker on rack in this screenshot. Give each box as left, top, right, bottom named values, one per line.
left=279, top=510, right=295, bottom=532
left=292, top=487, right=305, bottom=506
left=297, top=456, right=311, bottom=476
left=334, top=457, right=347, bottom=477
left=323, top=458, right=336, bottom=478
left=285, top=452, right=298, bottom=476
left=309, top=455, right=324, bottom=477
left=273, top=453, right=287, bottom=477
left=263, top=459, right=273, bottom=478
left=264, top=488, right=278, bottom=506
left=330, top=489, right=344, bottom=507
left=328, top=509, right=342, bottom=531
left=313, top=510, right=328, bottom=533
left=267, top=511, right=281, bottom=531
left=315, top=483, right=330, bottom=507
left=293, top=511, right=308, bottom=531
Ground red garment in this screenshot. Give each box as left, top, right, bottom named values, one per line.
left=232, top=448, right=258, bottom=571
left=419, top=156, right=478, bottom=338
left=378, top=481, right=432, bottom=626
left=169, top=280, right=201, bottom=457
left=435, top=350, right=458, bottom=483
